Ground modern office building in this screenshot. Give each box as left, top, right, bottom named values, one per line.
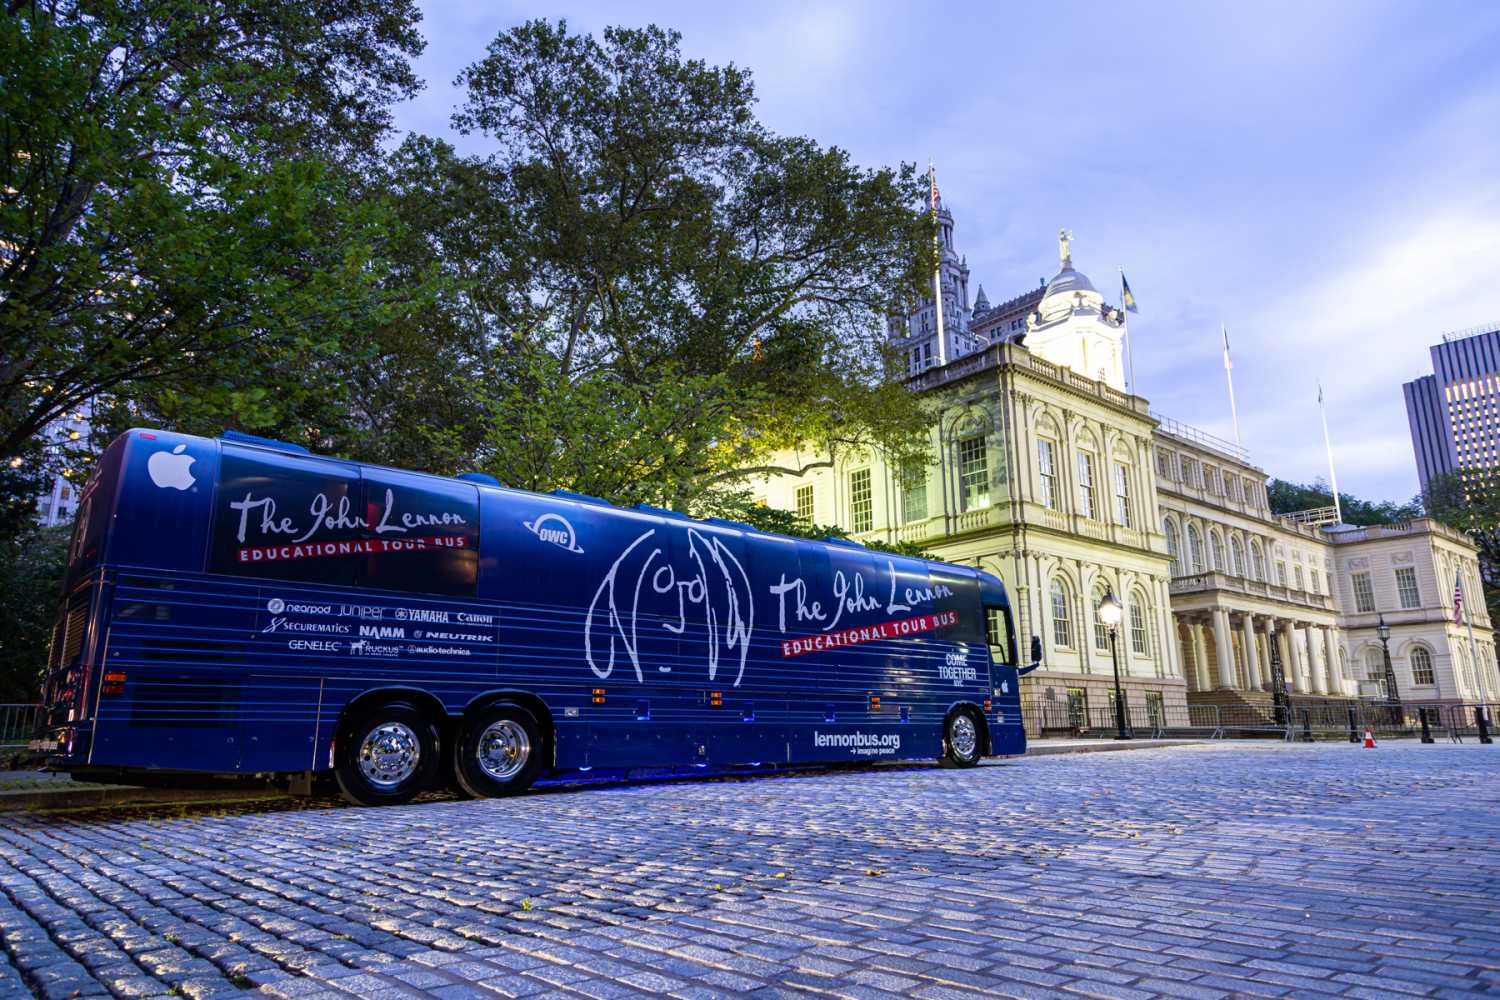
left=1403, top=325, right=1500, bottom=492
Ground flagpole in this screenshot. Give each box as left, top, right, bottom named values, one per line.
left=929, top=161, right=947, bottom=367
left=1318, top=380, right=1343, bottom=524
left=1222, top=323, right=1241, bottom=449
left=1119, top=267, right=1136, bottom=393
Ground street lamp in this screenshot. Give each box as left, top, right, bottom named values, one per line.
left=1098, top=591, right=1131, bottom=740
left=1376, top=613, right=1402, bottom=723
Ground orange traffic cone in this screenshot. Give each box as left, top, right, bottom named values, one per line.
left=1363, top=727, right=1375, bottom=749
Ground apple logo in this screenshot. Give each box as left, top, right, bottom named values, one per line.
left=146, top=444, right=196, bottom=491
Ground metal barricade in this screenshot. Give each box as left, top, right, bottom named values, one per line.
left=0, top=704, right=41, bottom=749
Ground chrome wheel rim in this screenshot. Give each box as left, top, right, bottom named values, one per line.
left=951, top=714, right=978, bottom=760
left=476, top=719, right=531, bottom=781
left=358, top=722, right=420, bottom=788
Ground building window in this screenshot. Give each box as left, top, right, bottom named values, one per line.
left=1187, top=524, right=1205, bottom=574
left=1050, top=579, right=1073, bottom=648
left=1164, top=518, right=1180, bottom=577
left=1093, top=588, right=1111, bottom=652
left=1229, top=537, right=1244, bottom=578
left=1411, top=646, right=1435, bottom=686
left=1129, top=598, right=1149, bottom=656
left=1294, top=565, right=1304, bottom=591
left=1077, top=452, right=1096, bottom=519
left=959, top=436, right=989, bottom=509
left=1310, top=569, right=1321, bottom=594
left=1250, top=542, right=1265, bottom=581
left=1209, top=531, right=1225, bottom=572
left=1113, top=463, right=1132, bottom=527
left=1276, top=561, right=1286, bottom=586
left=795, top=484, right=814, bottom=523
left=1351, top=571, right=1375, bottom=613
left=900, top=459, right=927, bottom=523
left=1155, top=448, right=1174, bottom=480
left=1204, top=467, right=1220, bottom=496
left=849, top=469, right=873, bottom=533
left=1066, top=687, right=1088, bottom=728
left=1395, top=567, right=1420, bottom=609
left=1146, top=691, right=1165, bottom=728
left=1037, top=439, right=1056, bottom=509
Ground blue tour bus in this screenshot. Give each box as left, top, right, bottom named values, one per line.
left=36, top=428, right=1038, bottom=805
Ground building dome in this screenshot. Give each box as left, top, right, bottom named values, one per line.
left=1043, top=262, right=1096, bottom=298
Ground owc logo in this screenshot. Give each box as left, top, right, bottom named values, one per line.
left=523, top=512, right=584, bottom=554
left=147, top=444, right=196, bottom=491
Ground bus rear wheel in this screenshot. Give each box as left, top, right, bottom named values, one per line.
left=941, top=708, right=984, bottom=768
left=335, top=702, right=441, bottom=806
left=453, top=703, right=543, bottom=798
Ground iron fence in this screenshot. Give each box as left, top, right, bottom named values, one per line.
left=0, top=704, right=40, bottom=749
left=1020, top=696, right=1500, bottom=744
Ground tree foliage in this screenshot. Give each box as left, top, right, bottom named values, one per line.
left=1266, top=478, right=1422, bottom=526
left=0, top=523, right=69, bottom=701
left=0, top=0, right=427, bottom=539
left=1424, top=470, right=1500, bottom=621
left=429, top=19, right=935, bottom=510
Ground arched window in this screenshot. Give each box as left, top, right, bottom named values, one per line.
left=1410, top=646, right=1435, bottom=686
left=1208, top=530, right=1225, bottom=572
left=1187, top=524, right=1205, bottom=574
left=1229, top=536, right=1245, bottom=578
left=1338, top=647, right=1349, bottom=680
left=1364, top=648, right=1387, bottom=698
left=1092, top=586, right=1111, bottom=652
left=1250, top=541, right=1266, bottom=582
left=1050, top=578, right=1074, bottom=649
left=1163, top=517, right=1180, bottom=577
left=1129, top=590, right=1150, bottom=656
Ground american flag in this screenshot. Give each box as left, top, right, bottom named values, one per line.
left=1454, top=575, right=1465, bottom=625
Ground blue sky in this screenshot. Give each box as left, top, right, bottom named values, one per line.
left=393, top=1, right=1500, bottom=504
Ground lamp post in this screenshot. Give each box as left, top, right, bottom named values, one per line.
left=1376, top=613, right=1402, bottom=726
left=1098, top=591, right=1131, bottom=740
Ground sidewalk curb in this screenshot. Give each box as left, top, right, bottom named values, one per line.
left=0, top=783, right=287, bottom=813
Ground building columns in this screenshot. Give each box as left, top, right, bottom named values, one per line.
left=1303, top=626, right=1327, bottom=695
left=1321, top=627, right=1342, bottom=697
left=1212, top=608, right=1235, bottom=689
left=1281, top=620, right=1303, bottom=694
left=1241, top=613, right=1262, bottom=691
left=1191, top=620, right=1212, bottom=691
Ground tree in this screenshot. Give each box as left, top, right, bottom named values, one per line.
left=0, top=523, right=69, bottom=701
left=1425, top=469, right=1500, bottom=621
left=1266, top=478, right=1422, bottom=526
left=0, top=1, right=426, bottom=539
left=437, top=20, right=935, bottom=512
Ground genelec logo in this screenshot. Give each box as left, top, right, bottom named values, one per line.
left=266, top=598, right=332, bottom=615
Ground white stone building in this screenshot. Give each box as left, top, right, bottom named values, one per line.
left=753, top=218, right=1497, bottom=727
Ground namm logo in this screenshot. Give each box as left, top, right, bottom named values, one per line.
left=523, top=512, right=583, bottom=554
left=358, top=624, right=405, bottom=639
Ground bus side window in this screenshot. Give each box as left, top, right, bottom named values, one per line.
left=361, top=469, right=478, bottom=597
left=986, top=607, right=1014, bottom=665
left=930, top=568, right=984, bottom=646
left=209, top=446, right=363, bottom=587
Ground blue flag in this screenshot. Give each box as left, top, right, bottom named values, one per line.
left=1121, top=273, right=1139, bottom=313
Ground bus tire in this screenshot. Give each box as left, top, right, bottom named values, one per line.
left=941, top=707, right=984, bottom=769
left=453, top=703, right=543, bottom=798
left=334, top=701, right=441, bottom=806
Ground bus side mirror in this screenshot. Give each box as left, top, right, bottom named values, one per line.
left=1018, top=635, right=1043, bottom=676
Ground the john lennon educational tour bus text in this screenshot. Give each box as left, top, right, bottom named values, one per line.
left=35, top=429, right=1032, bottom=804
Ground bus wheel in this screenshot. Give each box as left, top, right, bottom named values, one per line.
left=454, top=703, right=543, bottom=798
left=941, top=708, right=983, bottom=769
left=335, top=702, right=441, bottom=806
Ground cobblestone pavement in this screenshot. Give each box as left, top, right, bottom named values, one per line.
left=2, top=743, right=1498, bottom=999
